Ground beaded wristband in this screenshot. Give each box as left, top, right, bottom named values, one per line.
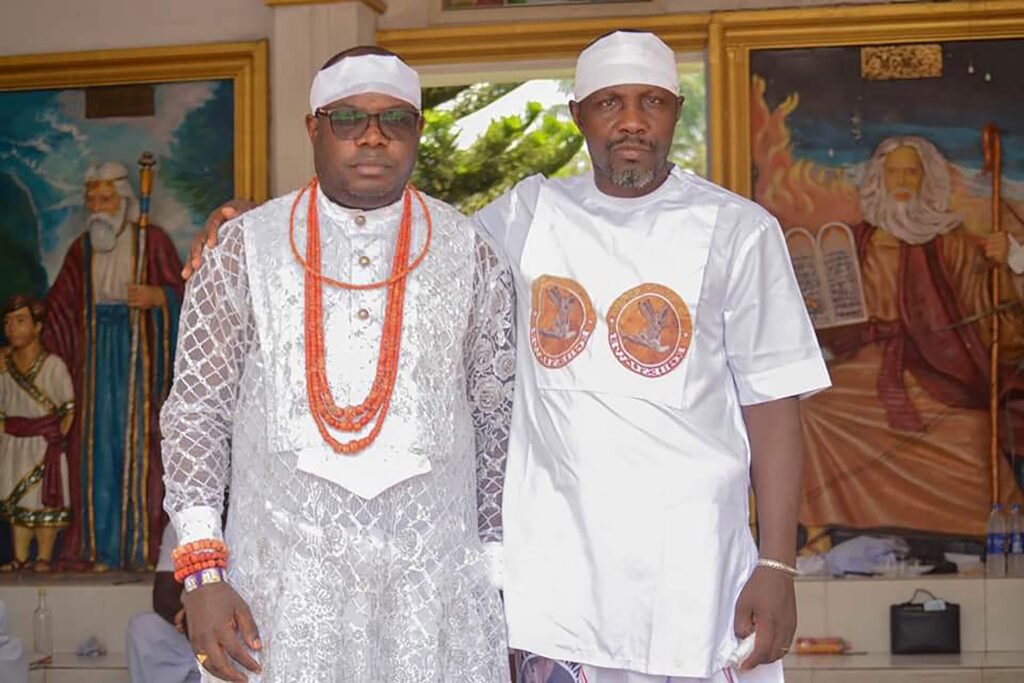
left=182, top=567, right=226, bottom=593
left=757, top=558, right=799, bottom=577
left=171, top=539, right=227, bottom=563
left=172, top=539, right=229, bottom=582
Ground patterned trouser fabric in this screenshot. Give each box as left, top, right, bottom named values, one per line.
left=514, top=651, right=743, bottom=683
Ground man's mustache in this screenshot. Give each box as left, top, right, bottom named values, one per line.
left=349, top=154, right=394, bottom=167
left=607, top=135, right=655, bottom=152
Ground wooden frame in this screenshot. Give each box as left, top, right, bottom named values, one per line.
left=441, top=0, right=647, bottom=10
left=377, top=13, right=708, bottom=64
left=0, top=40, right=269, bottom=201
left=708, top=0, right=1024, bottom=194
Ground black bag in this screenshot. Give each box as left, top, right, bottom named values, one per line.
left=890, top=588, right=961, bottom=654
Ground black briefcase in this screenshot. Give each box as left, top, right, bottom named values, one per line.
left=890, top=588, right=961, bottom=654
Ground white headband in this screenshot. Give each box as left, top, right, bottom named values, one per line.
left=574, top=31, right=679, bottom=102
left=309, top=54, right=421, bottom=113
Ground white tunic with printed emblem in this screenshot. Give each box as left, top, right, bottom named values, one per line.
left=474, top=168, right=830, bottom=678
left=161, top=187, right=514, bottom=682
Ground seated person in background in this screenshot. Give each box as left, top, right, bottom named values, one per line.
left=126, top=522, right=199, bottom=683
left=0, top=600, right=28, bottom=683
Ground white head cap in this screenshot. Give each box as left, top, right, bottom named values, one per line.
left=574, top=31, right=679, bottom=102
left=310, top=53, right=421, bottom=113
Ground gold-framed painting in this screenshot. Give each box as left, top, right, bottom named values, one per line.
left=0, top=40, right=268, bottom=302
left=0, top=41, right=267, bottom=569
left=377, top=13, right=708, bottom=64
left=709, top=1, right=1024, bottom=540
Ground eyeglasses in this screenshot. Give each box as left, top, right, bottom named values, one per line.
left=316, top=107, right=421, bottom=141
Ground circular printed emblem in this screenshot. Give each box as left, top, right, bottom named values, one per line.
left=530, top=275, right=596, bottom=369
left=607, top=283, right=692, bottom=378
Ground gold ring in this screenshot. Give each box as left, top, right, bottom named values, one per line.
left=196, top=653, right=209, bottom=666
left=781, top=648, right=790, bottom=655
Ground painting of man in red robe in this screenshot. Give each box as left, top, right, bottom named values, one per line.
left=798, top=136, right=1024, bottom=537
left=44, top=161, right=183, bottom=569
left=749, top=39, right=1024, bottom=540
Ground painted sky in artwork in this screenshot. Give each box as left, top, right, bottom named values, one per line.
left=749, top=39, right=1024, bottom=233
left=752, top=39, right=1024, bottom=184
left=0, top=80, right=233, bottom=296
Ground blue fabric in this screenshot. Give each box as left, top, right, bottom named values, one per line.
left=78, top=233, right=180, bottom=569
left=89, top=304, right=131, bottom=568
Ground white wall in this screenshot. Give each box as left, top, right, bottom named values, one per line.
left=0, top=0, right=272, bottom=56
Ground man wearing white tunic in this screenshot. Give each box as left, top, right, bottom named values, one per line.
left=161, top=47, right=514, bottom=682
left=187, top=32, right=829, bottom=683
left=470, top=32, right=830, bottom=683
left=0, top=296, right=74, bottom=572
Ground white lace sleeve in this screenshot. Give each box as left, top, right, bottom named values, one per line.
left=161, top=221, right=253, bottom=545
left=465, top=231, right=516, bottom=545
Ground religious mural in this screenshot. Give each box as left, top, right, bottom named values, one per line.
left=749, top=39, right=1024, bottom=538
left=0, top=79, right=234, bottom=570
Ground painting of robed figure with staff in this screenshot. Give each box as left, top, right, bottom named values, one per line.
left=40, top=156, right=184, bottom=570
left=0, top=42, right=263, bottom=571
left=749, top=38, right=1024, bottom=541
left=0, top=78, right=240, bottom=569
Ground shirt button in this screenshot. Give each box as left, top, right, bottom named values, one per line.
left=357, top=309, right=370, bottom=320
left=354, top=215, right=366, bottom=226
left=358, top=255, right=371, bottom=267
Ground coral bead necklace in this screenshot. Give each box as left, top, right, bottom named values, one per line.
left=289, top=177, right=432, bottom=453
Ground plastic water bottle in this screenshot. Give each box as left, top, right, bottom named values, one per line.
left=33, top=587, right=53, bottom=658
left=986, top=504, right=1008, bottom=577
left=1008, top=503, right=1024, bottom=578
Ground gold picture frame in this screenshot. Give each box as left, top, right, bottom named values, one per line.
left=377, top=13, right=708, bottom=64
left=0, top=40, right=269, bottom=201
left=708, top=0, right=1024, bottom=194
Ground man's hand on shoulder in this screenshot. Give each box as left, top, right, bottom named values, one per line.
left=733, top=565, right=796, bottom=672
left=182, top=199, right=257, bottom=280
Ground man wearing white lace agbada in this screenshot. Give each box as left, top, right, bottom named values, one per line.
left=188, top=31, right=830, bottom=683
left=160, top=46, right=514, bottom=682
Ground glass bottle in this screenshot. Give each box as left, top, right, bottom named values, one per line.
left=33, top=587, right=53, bottom=658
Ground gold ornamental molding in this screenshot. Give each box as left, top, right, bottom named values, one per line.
left=0, top=41, right=270, bottom=202
left=265, top=0, right=386, bottom=12
left=708, top=0, right=1024, bottom=193
left=377, top=13, right=710, bottom=65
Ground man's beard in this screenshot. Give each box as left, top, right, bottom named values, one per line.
left=865, top=192, right=961, bottom=245
left=600, top=135, right=661, bottom=190
left=88, top=202, right=127, bottom=253
left=611, top=167, right=657, bottom=189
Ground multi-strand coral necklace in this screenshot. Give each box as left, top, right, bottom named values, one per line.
left=289, top=177, right=432, bottom=453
